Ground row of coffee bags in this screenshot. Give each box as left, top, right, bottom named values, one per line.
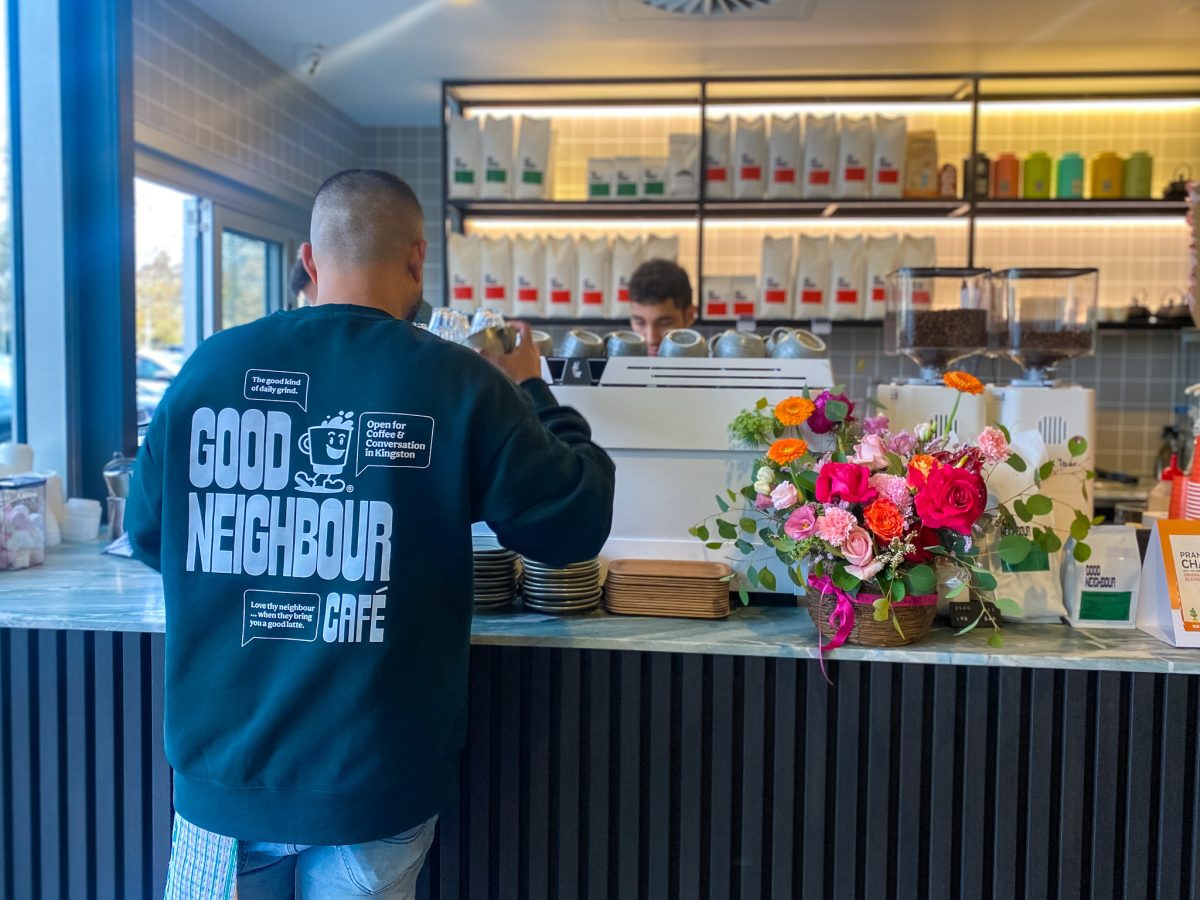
left=586, top=140, right=699, bottom=201
left=704, top=114, right=942, bottom=200
left=447, top=115, right=553, bottom=200
left=703, top=232, right=937, bottom=321
left=446, top=232, right=680, bottom=319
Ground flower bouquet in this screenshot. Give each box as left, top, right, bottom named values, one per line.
left=691, top=372, right=1094, bottom=650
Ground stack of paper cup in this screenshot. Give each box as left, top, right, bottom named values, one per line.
left=61, top=498, right=102, bottom=542
left=0, top=443, right=34, bottom=474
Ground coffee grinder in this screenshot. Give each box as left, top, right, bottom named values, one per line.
left=986, top=268, right=1099, bottom=531
left=877, top=267, right=992, bottom=436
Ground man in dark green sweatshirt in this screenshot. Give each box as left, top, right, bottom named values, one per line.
left=126, top=169, right=615, bottom=899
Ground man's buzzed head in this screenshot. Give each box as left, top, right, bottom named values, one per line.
left=310, top=169, right=425, bottom=265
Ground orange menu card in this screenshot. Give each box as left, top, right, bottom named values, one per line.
left=1136, top=519, right=1200, bottom=647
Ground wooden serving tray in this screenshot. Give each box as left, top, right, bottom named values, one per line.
left=606, top=559, right=733, bottom=579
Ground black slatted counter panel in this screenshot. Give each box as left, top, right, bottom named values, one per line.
left=3, top=631, right=1199, bottom=899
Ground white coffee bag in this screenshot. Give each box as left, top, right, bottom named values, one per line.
left=701, top=276, right=733, bottom=320
left=514, top=116, right=552, bottom=200
left=828, top=235, right=865, bottom=320
left=766, top=114, right=801, bottom=200
left=794, top=234, right=831, bottom=317
left=587, top=158, right=615, bottom=201
left=576, top=236, right=610, bottom=314
left=836, top=116, right=873, bottom=199
left=543, top=236, right=577, bottom=318
left=864, top=235, right=900, bottom=321
left=609, top=236, right=643, bottom=317
left=480, top=116, right=514, bottom=200
left=511, top=235, right=544, bottom=317
left=1063, top=526, right=1143, bottom=628
left=447, top=116, right=481, bottom=200
left=479, top=236, right=513, bottom=315
left=704, top=116, right=732, bottom=200
left=872, top=114, right=907, bottom=199
left=447, top=232, right=481, bottom=315
left=667, top=134, right=700, bottom=200
left=734, top=116, right=767, bottom=200
left=730, top=275, right=757, bottom=319
left=640, top=157, right=667, bottom=200
left=901, top=234, right=937, bottom=304
left=614, top=157, right=641, bottom=200
left=802, top=114, right=837, bottom=199
left=759, top=235, right=795, bottom=316
left=643, top=233, right=679, bottom=264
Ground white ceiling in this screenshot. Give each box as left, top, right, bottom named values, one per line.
left=193, top=0, right=1200, bottom=125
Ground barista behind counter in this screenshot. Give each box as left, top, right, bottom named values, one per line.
left=627, top=259, right=695, bottom=356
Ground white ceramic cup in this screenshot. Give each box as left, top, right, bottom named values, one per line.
left=529, top=329, right=554, bottom=357
left=770, top=329, right=827, bottom=359
left=709, top=330, right=767, bottom=358
left=658, top=329, right=708, bottom=358
left=559, top=329, right=606, bottom=359
left=604, top=330, right=648, bottom=357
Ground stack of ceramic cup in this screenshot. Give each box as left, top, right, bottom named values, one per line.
left=520, top=557, right=603, bottom=613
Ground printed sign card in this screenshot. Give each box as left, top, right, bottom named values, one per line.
left=1136, top=519, right=1200, bottom=648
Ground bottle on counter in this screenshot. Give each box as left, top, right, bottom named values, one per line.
left=1148, top=454, right=1182, bottom=513
left=1056, top=152, right=1085, bottom=199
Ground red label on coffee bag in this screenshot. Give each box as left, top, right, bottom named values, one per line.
left=877, top=169, right=899, bottom=184
left=485, top=286, right=506, bottom=300
left=582, top=291, right=603, bottom=305
left=550, top=291, right=571, bottom=304
left=773, top=169, right=797, bottom=183
left=740, top=166, right=762, bottom=180
left=453, top=286, right=474, bottom=300
left=801, top=290, right=824, bottom=304
left=707, top=302, right=729, bottom=316
left=517, top=288, right=538, bottom=303
left=707, top=167, right=728, bottom=182
left=808, top=170, right=831, bottom=185
left=836, top=290, right=858, bottom=304
left=764, top=290, right=787, bottom=304
left=844, top=167, right=866, bottom=182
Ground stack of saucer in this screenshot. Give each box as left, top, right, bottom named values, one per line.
left=520, top=557, right=602, bottom=614
left=473, top=547, right=519, bottom=611
left=604, top=559, right=732, bottom=619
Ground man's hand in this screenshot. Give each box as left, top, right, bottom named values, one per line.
left=478, top=321, right=543, bottom=384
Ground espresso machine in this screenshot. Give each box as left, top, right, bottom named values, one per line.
left=876, top=267, right=992, bottom=438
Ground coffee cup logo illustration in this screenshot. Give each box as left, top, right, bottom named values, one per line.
left=295, top=410, right=354, bottom=493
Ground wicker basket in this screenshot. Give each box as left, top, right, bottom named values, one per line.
left=805, top=586, right=938, bottom=648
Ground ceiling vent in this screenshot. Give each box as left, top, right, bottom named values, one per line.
left=640, top=0, right=776, bottom=13
left=615, top=0, right=816, bottom=21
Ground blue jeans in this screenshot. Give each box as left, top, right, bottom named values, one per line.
left=236, top=815, right=438, bottom=900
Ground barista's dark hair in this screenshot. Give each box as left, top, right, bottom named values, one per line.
left=310, top=169, right=425, bottom=265
left=628, top=258, right=693, bottom=311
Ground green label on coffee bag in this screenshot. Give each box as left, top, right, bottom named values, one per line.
left=1079, top=590, right=1131, bottom=621
left=486, top=169, right=507, bottom=183
left=1003, top=546, right=1050, bottom=573
left=616, top=183, right=637, bottom=197
left=454, top=171, right=475, bottom=184
left=643, top=181, right=665, bottom=196
left=589, top=184, right=611, bottom=198
left=522, top=171, right=543, bottom=185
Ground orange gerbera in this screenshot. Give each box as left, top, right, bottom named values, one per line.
left=774, top=396, right=816, bottom=427
left=943, top=370, right=984, bottom=395
left=767, top=438, right=809, bottom=466
left=864, top=499, right=905, bottom=542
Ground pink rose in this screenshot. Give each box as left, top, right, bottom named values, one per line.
left=977, top=426, right=1011, bottom=464
left=784, top=505, right=817, bottom=539
left=770, top=481, right=799, bottom=511
left=850, top=433, right=890, bottom=471
left=815, top=507, right=856, bottom=546
left=863, top=414, right=889, bottom=435
left=842, top=526, right=875, bottom=567
left=846, top=559, right=885, bottom=582
left=814, top=462, right=878, bottom=506
left=869, top=473, right=912, bottom=512
left=888, top=431, right=918, bottom=455
left=754, top=493, right=773, bottom=511
left=914, top=466, right=988, bottom=534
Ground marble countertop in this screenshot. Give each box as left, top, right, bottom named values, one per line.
left=1, top=543, right=1197, bottom=674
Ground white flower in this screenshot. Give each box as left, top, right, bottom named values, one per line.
left=756, top=466, right=775, bottom=487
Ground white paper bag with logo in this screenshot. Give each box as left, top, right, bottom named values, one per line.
left=609, top=236, right=643, bottom=318
left=514, top=116, right=552, bottom=200
left=1062, top=526, right=1142, bottom=628
left=667, top=133, right=700, bottom=200
left=901, top=234, right=937, bottom=305
left=543, top=236, right=577, bottom=318
left=828, top=235, right=865, bottom=321
left=793, top=234, right=831, bottom=318
left=641, top=157, right=667, bottom=201
left=643, top=233, right=679, bottom=264
left=759, top=235, right=794, bottom=318
left=704, top=116, right=732, bottom=200
left=733, top=116, right=767, bottom=200
left=511, top=235, right=545, bottom=318
left=872, top=114, right=907, bottom=199
left=864, top=235, right=900, bottom=321
left=587, top=158, right=615, bottom=201
left=836, top=116, right=873, bottom=199
left=766, top=114, right=801, bottom=200
left=802, top=113, right=837, bottom=199
left=480, top=116, right=514, bottom=200
left=730, top=276, right=757, bottom=319
left=479, top=235, right=513, bottom=315
left=702, top=276, right=733, bottom=321
left=447, top=116, right=481, bottom=200
left=447, top=233, right=481, bottom=315
left=576, top=236, right=610, bottom=316
left=613, top=157, right=641, bottom=200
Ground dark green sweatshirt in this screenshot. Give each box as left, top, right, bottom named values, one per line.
left=126, top=304, right=615, bottom=845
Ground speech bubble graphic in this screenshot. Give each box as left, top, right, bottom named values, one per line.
left=241, top=590, right=321, bottom=647
left=355, top=412, right=435, bottom=476
left=244, top=369, right=309, bottom=411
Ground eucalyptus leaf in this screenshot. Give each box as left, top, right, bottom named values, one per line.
left=759, top=569, right=777, bottom=591
left=972, top=570, right=998, bottom=591
left=1013, top=498, right=1032, bottom=523
left=987, top=633, right=1005, bottom=649
left=740, top=517, right=757, bottom=534
left=746, top=565, right=760, bottom=588
left=1073, top=542, right=1092, bottom=563
left=755, top=397, right=769, bottom=410
left=995, top=597, right=1023, bottom=617
left=997, top=534, right=1033, bottom=565
left=776, top=548, right=792, bottom=566
left=696, top=524, right=709, bottom=541
left=716, top=519, right=737, bottom=540
left=715, top=495, right=730, bottom=513
left=741, top=485, right=758, bottom=502
left=738, top=586, right=750, bottom=606
left=1070, top=514, right=1090, bottom=542
left=832, top=567, right=861, bottom=593
left=1092, top=515, right=1105, bottom=526
left=1039, top=531, right=1063, bottom=554
left=1068, top=435, right=1088, bottom=458
left=735, top=538, right=754, bottom=555
left=956, top=612, right=984, bottom=636
left=787, top=566, right=803, bottom=587
left=946, top=583, right=967, bottom=599
left=824, top=399, right=849, bottom=423
left=997, top=424, right=1011, bottom=442
left=726, top=488, right=738, bottom=503
left=873, top=597, right=890, bottom=622
left=705, top=542, right=724, bottom=550
left=1037, top=461, right=1055, bottom=481
left=905, top=564, right=936, bottom=595
left=1026, top=494, right=1053, bottom=516
left=1007, top=454, right=1027, bottom=473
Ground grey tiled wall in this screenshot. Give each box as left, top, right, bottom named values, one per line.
left=132, top=0, right=362, bottom=200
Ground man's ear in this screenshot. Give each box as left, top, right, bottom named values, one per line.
left=409, top=239, right=427, bottom=288
left=301, top=242, right=317, bottom=289
left=682, top=304, right=697, bottom=327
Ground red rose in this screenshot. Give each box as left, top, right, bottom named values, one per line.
left=904, top=525, right=942, bottom=562
left=815, top=462, right=878, bottom=506
left=914, top=466, right=987, bottom=535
